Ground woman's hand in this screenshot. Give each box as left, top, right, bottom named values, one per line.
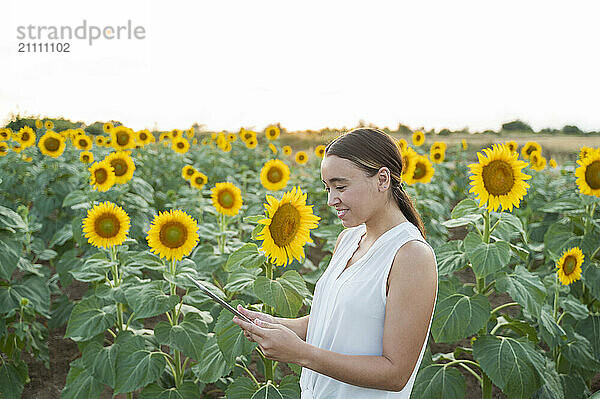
left=232, top=310, right=307, bottom=365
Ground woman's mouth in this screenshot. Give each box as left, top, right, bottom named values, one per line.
left=336, top=209, right=348, bottom=219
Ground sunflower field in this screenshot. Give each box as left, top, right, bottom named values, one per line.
left=0, top=117, right=600, bottom=399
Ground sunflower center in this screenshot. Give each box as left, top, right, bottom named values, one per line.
left=269, top=203, right=301, bottom=247
left=244, top=133, right=252, bottom=140
left=526, top=146, right=536, bottom=156
left=218, top=190, right=235, bottom=208
left=584, top=160, right=600, bottom=189
left=0, top=146, right=7, bottom=153
left=267, top=167, right=283, bottom=183
left=82, top=155, right=90, bottom=162
left=186, top=168, right=195, bottom=176
left=94, top=214, right=120, bottom=238
left=159, top=222, right=188, bottom=248
left=482, top=160, right=515, bottom=196
left=45, top=137, right=60, bottom=151
left=299, top=155, right=305, bottom=160
left=116, top=132, right=130, bottom=146
left=563, top=255, right=578, bottom=275
left=79, top=139, right=87, bottom=147
left=140, top=132, right=147, bottom=140
left=434, top=153, right=441, bottom=160
left=110, top=159, right=127, bottom=177
left=22, top=132, right=30, bottom=141
left=95, top=168, right=108, bottom=184
left=413, top=162, right=426, bottom=179
left=177, top=142, right=185, bottom=149
left=195, top=176, right=205, bottom=185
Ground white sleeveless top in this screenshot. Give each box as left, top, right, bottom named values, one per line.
left=299, top=221, right=438, bottom=399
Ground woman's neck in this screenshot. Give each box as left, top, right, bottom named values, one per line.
left=362, top=204, right=408, bottom=243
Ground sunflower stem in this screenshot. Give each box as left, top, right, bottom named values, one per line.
left=553, top=273, right=560, bottom=320
left=218, top=213, right=225, bottom=254
left=483, top=209, right=491, bottom=244
left=481, top=372, right=492, bottom=399
left=110, top=246, right=124, bottom=332
left=262, top=261, right=275, bottom=384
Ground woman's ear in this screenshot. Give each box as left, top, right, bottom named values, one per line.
left=377, top=167, right=391, bottom=191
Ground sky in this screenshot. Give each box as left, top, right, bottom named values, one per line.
left=2, top=0, right=600, bottom=133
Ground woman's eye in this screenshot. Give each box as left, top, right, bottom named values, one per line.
left=336, top=186, right=346, bottom=191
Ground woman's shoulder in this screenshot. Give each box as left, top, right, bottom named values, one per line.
left=332, top=224, right=364, bottom=254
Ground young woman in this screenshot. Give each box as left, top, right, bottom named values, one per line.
left=232, top=128, right=438, bottom=398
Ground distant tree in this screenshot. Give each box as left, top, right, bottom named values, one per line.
left=562, top=125, right=583, bottom=134
left=438, top=128, right=451, bottom=136
left=501, top=120, right=533, bottom=132
left=539, top=128, right=560, bottom=134
left=397, top=123, right=412, bottom=135
left=482, top=129, right=498, bottom=135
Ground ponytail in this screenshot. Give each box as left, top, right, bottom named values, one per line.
left=391, top=183, right=426, bottom=239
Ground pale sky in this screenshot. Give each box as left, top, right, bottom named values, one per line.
left=2, top=0, right=600, bottom=133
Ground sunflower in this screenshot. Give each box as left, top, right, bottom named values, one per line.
left=556, top=247, right=584, bottom=285
left=103, top=122, right=114, bottom=133
left=265, top=125, right=280, bottom=140
left=220, top=141, right=232, bottom=153
left=227, top=133, right=237, bottom=142
left=44, top=120, right=54, bottom=130
left=170, top=129, right=182, bottom=139
left=190, top=171, right=208, bottom=190
left=407, top=155, right=435, bottom=184
left=505, top=141, right=518, bottom=153
left=245, top=138, right=257, bottom=149
left=461, top=139, right=468, bottom=150
left=269, top=143, right=278, bottom=154
left=430, top=148, right=445, bottom=163
left=159, top=132, right=170, bottom=142
left=89, top=160, right=116, bottom=192
left=282, top=145, right=292, bottom=156
left=549, top=159, right=557, bottom=168
left=136, top=129, right=153, bottom=145
left=395, top=138, right=408, bottom=153
left=111, top=126, right=136, bottom=150
left=468, top=144, right=532, bottom=211
left=186, top=128, right=195, bottom=139
left=74, top=135, right=93, bottom=151
left=315, top=145, right=326, bottom=159
left=242, top=130, right=256, bottom=143
left=412, top=131, right=425, bottom=146
left=74, top=128, right=85, bottom=137
left=105, top=151, right=135, bottom=184
left=11, top=144, right=23, bottom=154
left=182, top=165, right=197, bottom=180
left=80, top=151, right=94, bottom=164
left=521, top=141, right=541, bottom=160
left=260, top=160, right=291, bottom=191
left=579, top=146, right=593, bottom=160
left=256, top=186, right=320, bottom=267
left=575, top=149, right=600, bottom=197
left=22, top=156, right=32, bottom=162
left=295, top=151, right=308, bottom=165
left=17, top=126, right=36, bottom=148
left=401, top=147, right=418, bottom=185
left=172, top=138, right=190, bottom=154
left=529, top=151, right=546, bottom=171
left=147, top=209, right=199, bottom=261
left=211, top=182, right=243, bottom=216
left=95, top=136, right=106, bottom=146
left=0, top=128, right=11, bottom=141
left=82, top=201, right=130, bottom=248
left=0, top=142, right=8, bottom=156
left=216, top=133, right=227, bottom=148
left=430, top=141, right=446, bottom=152
left=35, top=120, right=43, bottom=129
left=39, top=131, right=66, bottom=158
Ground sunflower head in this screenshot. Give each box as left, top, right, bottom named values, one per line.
left=39, top=131, right=66, bottom=158
left=468, top=144, right=532, bottom=211
left=529, top=151, right=546, bottom=171
left=172, top=138, right=190, bottom=154
left=396, top=138, right=408, bottom=153
left=461, top=139, right=468, bottom=150
left=505, top=141, right=518, bottom=153
left=220, top=141, right=232, bottom=153
left=430, top=148, right=445, bottom=164
left=111, top=126, right=136, bottom=150
left=74, top=135, right=93, bottom=151
left=44, top=120, right=54, bottom=130
left=556, top=247, right=584, bottom=285
left=265, top=125, right=280, bottom=140
left=211, top=182, right=244, bottom=216
left=269, top=143, right=278, bottom=154
left=103, top=122, right=114, bottom=133
left=521, top=141, right=542, bottom=160
left=412, top=131, right=425, bottom=146
left=227, top=133, right=237, bottom=142
left=186, top=128, right=195, bottom=139
left=17, top=126, right=36, bottom=148
left=242, top=130, right=256, bottom=143
left=430, top=141, right=446, bottom=152
left=147, top=209, right=199, bottom=261
left=80, top=151, right=94, bottom=164
left=315, top=145, right=326, bottom=159
left=245, top=138, right=257, bottom=149
left=549, top=159, right=557, bottom=168
left=282, top=145, right=292, bottom=156
left=575, top=149, right=600, bottom=197
left=82, top=202, right=130, bottom=248
left=95, top=136, right=106, bottom=146
left=35, top=120, right=43, bottom=129
left=408, top=155, right=435, bottom=184
left=136, top=129, right=152, bottom=145
left=105, top=151, right=135, bottom=184
left=182, top=165, right=197, bottom=180
left=0, top=142, right=9, bottom=156
left=256, top=186, right=320, bottom=267
left=170, top=129, right=183, bottom=139
left=89, top=160, right=116, bottom=192
left=0, top=128, right=12, bottom=141
left=190, top=171, right=208, bottom=190
left=295, top=151, right=308, bottom=165
left=260, top=159, right=291, bottom=191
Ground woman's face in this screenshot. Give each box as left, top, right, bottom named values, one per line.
left=320, top=155, right=384, bottom=228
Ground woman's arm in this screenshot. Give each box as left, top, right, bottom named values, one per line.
left=297, top=240, right=437, bottom=392
left=274, top=315, right=309, bottom=341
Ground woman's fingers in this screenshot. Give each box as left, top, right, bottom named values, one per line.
left=233, top=316, right=264, bottom=338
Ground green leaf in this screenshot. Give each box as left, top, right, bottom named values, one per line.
left=538, top=197, right=584, bottom=215
left=434, top=240, right=468, bottom=276
left=114, top=332, right=166, bottom=394
left=124, top=280, right=180, bottom=320
left=561, top=332, right=600, bottom=372
left=62, top=190, right=90, bottom=209
left=69, top=253, right=113, bottom=283
left=431, top=292, right=490, bottom=343
left=243, top=215, right=265, bottom=224
left=123, top=250, right=165, bottom=271
left=61, top=357, right=104, bottom=399
left=538, top=305, right=568, bottom=348
left=225, top=243, right=266, bottom=272
left=442, top=214, right=482, bottom=228
left=495, top=265, right=547, bottom=319
left=224, top=267, right=262, bottom=294
left=532, top=358, right=564, bottom=399
left=191, top=334, right=233, bottom=383
left=0, top=234, right=20, bottom=280
left=278, top=374, right=301, bottom=399
left=0, top=360, right=28, bottom=399
left=490, top=212, right=526, bottom=243
left=0, top=206, right=27, bottom=232
left=499, top=314, right=538, bottom=344
left=130, top=177, right=155, bottom=204
left=464, top=232, right=510, bottom=278
left=0, top=275, right=51, bottom=317
left=410, top=364, right=465, bottom=399
left=253, top=273, right=305, bottom=318
left=250, top=383, right=284, bottom=399
left=576, top=315, right=600, bottom=360
left=559, top=295, right=588, bottom=321
left=139, top=382, right=202, bottom=399
left=65, top=296, right=116, bottom=341
left=215, top=305, right=257, bottom=368
left=451, top=198, right=484, bottom=218
left=49, top=224, right=73, bottom=248
left=81, top=340, right=119, bottom=388
left=154, top=312, right=208, bottom=360
left=582, top=261, right=600, bottom=300
left=226, top=376, right=259, bottom=399
left=473, top=334, right=544, bottom=399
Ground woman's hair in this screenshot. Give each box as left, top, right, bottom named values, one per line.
left=324, top=128, right=426, bottom=238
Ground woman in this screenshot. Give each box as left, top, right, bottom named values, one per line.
left=232, top=128, right=438, bottom=398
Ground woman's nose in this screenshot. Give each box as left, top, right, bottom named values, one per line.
left=327, top=191, right=340, bottom=207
